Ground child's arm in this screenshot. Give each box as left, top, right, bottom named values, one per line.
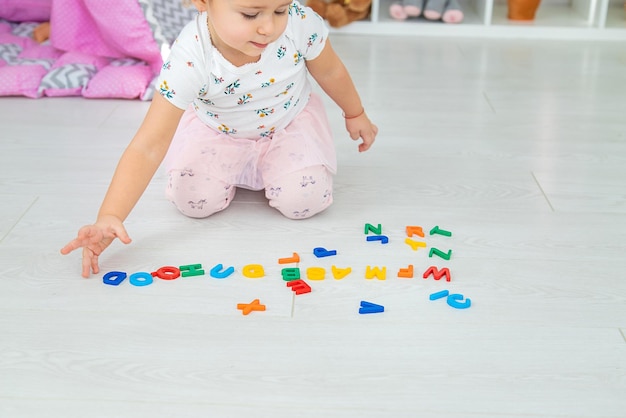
left=61, top=94, right=185, bottom=277
left=306, top=41, right=378, bottom=152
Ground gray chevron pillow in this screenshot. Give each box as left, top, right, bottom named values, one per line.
left=136, top=0, right=196, bottom=100
left=138, top=0, right=196, bottom=49
left=38, top=63, right=98, bottom=96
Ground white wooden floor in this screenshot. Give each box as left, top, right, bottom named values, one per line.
left=1, top=35, right=625, bottom=418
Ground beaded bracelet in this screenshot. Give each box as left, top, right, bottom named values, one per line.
left=342, top=108, right=365, bottom=120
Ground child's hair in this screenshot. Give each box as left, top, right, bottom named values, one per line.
left=182, top=0, right=193, bottom=7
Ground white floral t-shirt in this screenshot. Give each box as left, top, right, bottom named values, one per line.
left=157, top=1, right=328, bottom=140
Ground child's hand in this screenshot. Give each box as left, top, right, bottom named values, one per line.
left=345, top=113, right=378, bottom=152
left=60, top=215, right=132, bottom=278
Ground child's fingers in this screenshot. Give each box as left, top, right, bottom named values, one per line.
left=60, top=238, right=90, bottom=255
left=81, top=248, right=93, bottom=278
left=111, top=224, right=132, bottom=245
left=60, top=226, right=100, bottom=255
left=80, top=248, right=101, bottom=278
left=91, top=252, right=100, bottom=275
left=60, top=240, right=78, bottom=255
left=357, top=126, right=377, bottom=152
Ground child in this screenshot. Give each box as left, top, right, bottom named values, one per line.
left=61, top=0, right=378, bottom=278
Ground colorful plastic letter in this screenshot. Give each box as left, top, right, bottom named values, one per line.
left=237, top=299, right=266, bottom=315
left=364, top=223, right=382, bottom=235
left=179, top=263, right=205, bottom=277
left=242, top=264, right=265, bottom=278
left=129, top=272, right=153, bottom=287
left=366, top=235, right=389, bottom=244
left=429, top=248, right=452, bottom=260
left=447, top=294, right=471, bottom=309
left=423, top=266, right=451, bottom=282
left=397, top=264, right=414, bottom=278
left=359, top=301, right=384, bottom=314
left=278, top=252, right=300, bottom=264
left=287, top=279, right=312, bottom=295
left=406, top=226, right=424, bottom=237
left=282, top=267, right=301, bottom=281
left=103, top=271, right=127, bottom=286
left=430, top=225, right=452, bottom=237
left=210, top=264, right=235, bottom=279
left=313, top=247, right=337, bottom=258
left=429, top=290, right=450, bottom=301
left=405, top=238, right=427, bottom=251
left=151, top=266, right=180, bottom=280
left=307, top=267, right=326, bottom=280
left=365, top=266, right=387, bottom=280
left=331, top=265, right=352, bottom=280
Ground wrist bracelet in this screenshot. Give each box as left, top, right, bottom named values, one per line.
left=342, top=108, right=365, bottom=120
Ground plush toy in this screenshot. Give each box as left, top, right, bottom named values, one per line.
left=390, top=0, right=463, bottom=23
left=307, top=0, right=372, bottom=28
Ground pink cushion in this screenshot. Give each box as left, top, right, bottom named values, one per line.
left=83, top=64, right=154, bottom=99
left=52, top=51, right=110, bottom=69
left=0, top=64, right=47, bottom=98
left=0, top=0, right=52, bottom=22
left=0, top=33, right=36, bottom=50
left=39, top=51, right=109, bottom=97
left=50, top=0, right=161, bottom=71
left=19, top=44, right=63, bottom=60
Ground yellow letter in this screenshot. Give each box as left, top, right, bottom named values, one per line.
left=306, top=267, right=326, bottom=280
left=242, top=264, right=265, bottom=278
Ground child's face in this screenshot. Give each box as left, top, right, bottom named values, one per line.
left=198, top=0, right=292, bottom=63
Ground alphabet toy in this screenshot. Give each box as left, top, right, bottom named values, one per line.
left=429, top=290, right=472, bottom=309
left=103, top=271, right=127, bottom=286
left=242, top=264, right=265, bottom=278
left=332, top=265, right=352, bottom=280
left=359, top=301, right=385, bottom=314
left=313, top=247, right=337, bottom=257
left=429, top=290, right=449, bottom=300
left=237, top=299, right=266, bottom=315
left=430, top=225, right=452, bottom=237
left=152, top=266, right=180, bottom=280
left=281, top=267, right=301, bottom=281
left=366, top=235, right=389, bottom=244
left=180, top=263, right=205, bottom=277
left=364, top=223, right=382, bottom=235
left=307, top=267, right=326, bottom=280
left=429, top=248, right=452, bottom=260
left=129, top=272, right=153, bottom=287
left=405, top=238, right=427, bottom=251
left=406, top=226, right=425, bottom=237
left=278, top=252, right=300, bottom=264
left=446, top=294, right=471, bottom=309
left=210, top=264, right=235, bottom=279
left=397, top=264, right=414, bottom=278
left=365, top=266, right=387, bottom=280
left=423, top=266, right=451, bottom=282
left=287, top=279, right=312, bottom=295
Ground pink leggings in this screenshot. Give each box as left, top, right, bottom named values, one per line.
left=166, top=164, right=333, bottom=220
left=164, top=94, right=336, bottom=220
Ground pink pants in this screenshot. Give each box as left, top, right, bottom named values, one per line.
left=164, top=94, right=337, bottom=220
